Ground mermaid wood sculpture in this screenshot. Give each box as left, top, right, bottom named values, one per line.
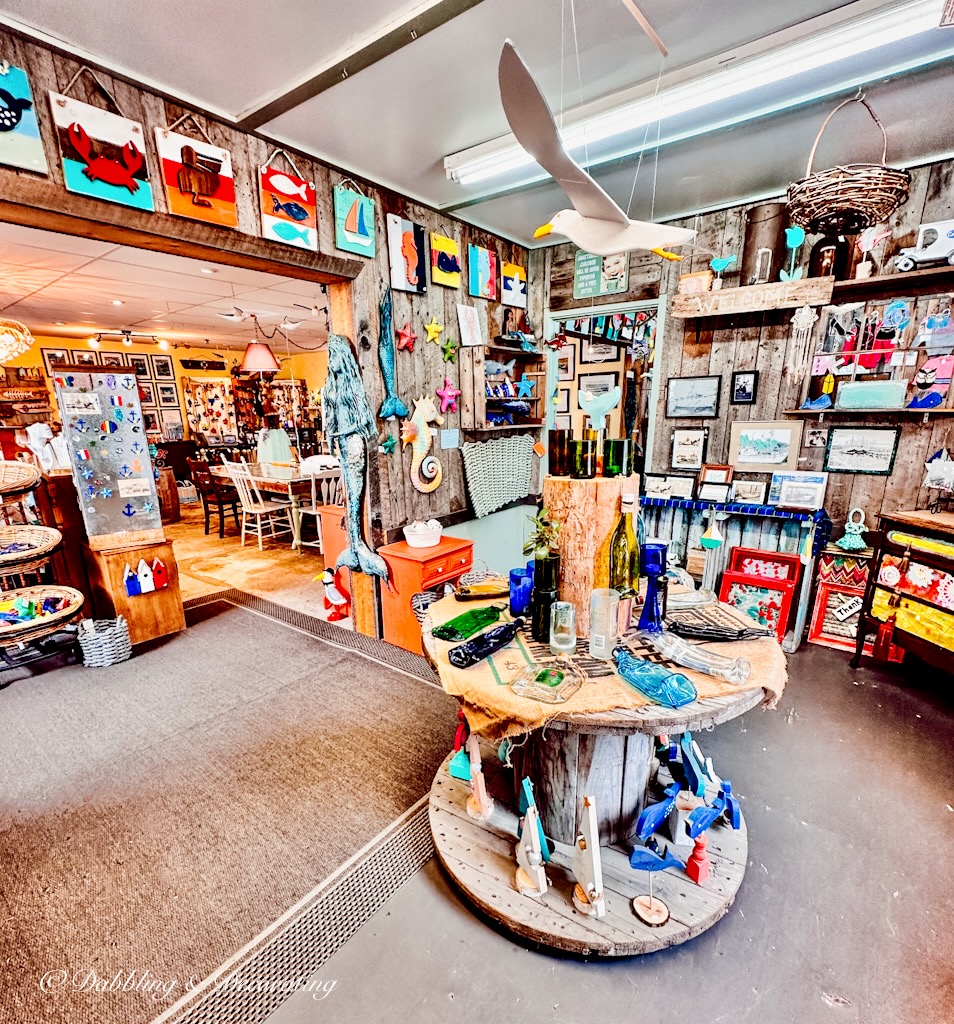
left=324, top=334, right=388, bottom=581
left=401, top=395, right=444, bottom=493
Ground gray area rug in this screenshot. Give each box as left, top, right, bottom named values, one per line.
left=0, top=595, right=455, bottom=1024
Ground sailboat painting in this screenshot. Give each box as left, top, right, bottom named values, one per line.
left=333, top=184, right=375, bottom=257
left=430, top=232, right=462, bottom=288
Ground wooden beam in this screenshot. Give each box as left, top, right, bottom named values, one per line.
left=0, top=174, right=364, bottom=284
left=237, top=0, right=488, bottom=130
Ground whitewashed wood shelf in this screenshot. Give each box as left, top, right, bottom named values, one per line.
left=784, top=407, right=954, bottom=419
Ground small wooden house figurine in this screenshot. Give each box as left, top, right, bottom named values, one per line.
left=136, top=558, right=156, bottom=594
left=123, top=563, right=141, bottom=597
left=151, top=557, right=169, bottom=590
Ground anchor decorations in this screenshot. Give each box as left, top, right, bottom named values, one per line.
left=48, top=93, right=153, bottom=210
left=401, top=395, right=444, bottom=493
left=155, top=126, right=238, bottom=227
left=0, top=63, right=48, bottom=174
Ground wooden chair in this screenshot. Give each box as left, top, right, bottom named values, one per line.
left=299, top=469, right=343, bottom=551
left=220, top=459, right=293, bottom=550
left=187, top=458, right=240, bottom=538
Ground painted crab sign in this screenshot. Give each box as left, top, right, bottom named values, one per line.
left=48, top=93, right=154, bottom=211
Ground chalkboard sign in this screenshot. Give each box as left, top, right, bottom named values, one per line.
left=52, top=367, right=163, bottom=545
left=573, top=250, right=630, bottom=299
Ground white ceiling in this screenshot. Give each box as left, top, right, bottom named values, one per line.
left=0, top=222, right=330, bottom=352
left=2, top=0, right=954, bottom=244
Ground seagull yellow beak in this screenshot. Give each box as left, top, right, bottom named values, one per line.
left=534, top=222, right=553, bottom=239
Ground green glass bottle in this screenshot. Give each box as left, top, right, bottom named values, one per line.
left=609, top=493, right=640, bottom=597
left=432, top=605, right=504, bottom=641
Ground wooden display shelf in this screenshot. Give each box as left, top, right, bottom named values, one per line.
left=832, top=265, right=954, bottom=301
left=485, top=343, right=543, bottom=359
left=784, top=407, right=954, bottom=418
left=670, top=277, right=835, bottom=318
left=463, top=421, right=543, bottom=431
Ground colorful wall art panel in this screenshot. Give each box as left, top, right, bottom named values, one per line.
left=260, top=165, right=317, bottom=251
left=468, top=244, right=498, bottom=300
left=333, top=184, right=375, bottom=257
left=154, top=128, right=237, bottom=227
left=183, top=377, right=238, bottom=440
left=386, top=213, right=427, bottom=294
left=0, top=64, right=48, bottom=174
left=48, top=93, right=153, bottom=210
left=430, top=232, right=462, bottom=288
left=501, top=261, right=527, bottom=308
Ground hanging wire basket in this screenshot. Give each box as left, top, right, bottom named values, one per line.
left=787, top=95, right=910, bottom=235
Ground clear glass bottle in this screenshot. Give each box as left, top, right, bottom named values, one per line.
left=610, top=494, right=640, bottom=597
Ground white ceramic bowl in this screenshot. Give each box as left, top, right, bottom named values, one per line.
left=403, top=520, right=443, bottom=548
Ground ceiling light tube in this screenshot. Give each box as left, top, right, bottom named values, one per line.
left=445, top=0, right=946, bottom=186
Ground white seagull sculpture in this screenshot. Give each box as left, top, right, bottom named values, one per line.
left=498, top=40, right=696, bottom=259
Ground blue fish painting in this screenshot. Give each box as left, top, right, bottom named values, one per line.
left=437, top=251, right=461, bottom=274
left=377, top=287, right=409, bottom=421
left=271, top=194, right=309, bottom=222
left=0, top=65, right=48, bottom=174
left=270, top=221, right=313, bottom=246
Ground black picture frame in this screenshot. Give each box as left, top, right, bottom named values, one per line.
left=157, top=383, right=180, bottom=408
left=71, top=350, right=99, bottom=367
left=578, top=371, right=619, bottom=397
left=138, top=381, right=157, bottom=408
left=151, top=354, right=175, bottom=380
left=730, top=370, right=759, bottom=405
left=666, top=374, right=721, bottom=418
left=99, top=351, right=127, bottom=368
left=41, top=348, right=70, bottom=375
left=129, top=354, right=151, bottom=379
left=823, top=427, right=900, bottom=475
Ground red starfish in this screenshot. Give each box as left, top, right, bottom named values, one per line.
left=396, top=322, right=418, bottom=352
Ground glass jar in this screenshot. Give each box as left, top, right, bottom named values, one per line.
left=602, top=438, right=630, bottom=478
left=509, top=568, right=533, bottom=617
left=570, top=439, right=597, bottom=478
left=547, top=428, right=570, bottom=477
left=549, top=601, right=577, bottom=656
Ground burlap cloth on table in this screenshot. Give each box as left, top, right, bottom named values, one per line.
left=425, top=595, right=787, bottom=741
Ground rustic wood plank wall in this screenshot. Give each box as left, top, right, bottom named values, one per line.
left=0, top=27, right=532, bottom=536
left=542, top=162, right=954, bottom=534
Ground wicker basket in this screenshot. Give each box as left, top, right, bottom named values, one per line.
left=0, top=461, right=41, bottom=503
left=0, top=525, right=62, bottom=576
left=77, top=616, right=132, bottom=667
left=0, top=585, right=84, bottom=644
left=787, top=96, right=910, bottom=234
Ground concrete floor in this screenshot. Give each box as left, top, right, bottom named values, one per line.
left=264, top=645, right=954, bottom=1024
left=166, top=504, right=343, bottom=621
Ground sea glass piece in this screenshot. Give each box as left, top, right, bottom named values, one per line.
left=432, top=605, right=504, bottom=641
left=510, top=661, right=584, bottom=704
left=613, top=646, right=697, bottom=708
left=448, top=618, right=525, bottom=669
left=639, top=629, right=751, bottom=685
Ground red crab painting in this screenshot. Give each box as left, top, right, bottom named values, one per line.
left=67, top=122, right=143, bottom=193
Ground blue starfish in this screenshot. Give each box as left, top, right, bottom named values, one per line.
left=81, top=468, right=94, bottom=481
left=142, top=501, right=155, bottom=513
left=516, top=373, right=535, bottom=398
left=99, top=487, right=113, bottom=499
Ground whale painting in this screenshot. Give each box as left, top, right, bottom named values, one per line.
left=430, top=232, right=462, bottom=288
left=0, top=64, right=47, bottom=174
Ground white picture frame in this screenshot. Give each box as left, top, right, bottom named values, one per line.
left=768, top=470, right=829, bottom=505
left=729, top=420, right=803, bottom=472
left=777, top=477, right=828, bottom=510
left=730, top=479, right=768, bottom=504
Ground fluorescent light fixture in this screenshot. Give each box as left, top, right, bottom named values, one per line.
left=445, top=0, right=947, bottom=187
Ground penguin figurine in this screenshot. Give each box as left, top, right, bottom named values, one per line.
left=316, top=569, right=350, bottom=621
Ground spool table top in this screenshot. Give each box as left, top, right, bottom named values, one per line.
left=422, top=595, right=785, bottom=740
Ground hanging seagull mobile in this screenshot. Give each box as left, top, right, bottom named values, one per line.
left=497, top=40, right=696, bottom=259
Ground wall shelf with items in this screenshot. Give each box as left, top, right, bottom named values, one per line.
left=459, top=345, right=546, bottom=432
left=832, top=265, right=954, bottom=302
left=784, top=407, right=954, bottom=421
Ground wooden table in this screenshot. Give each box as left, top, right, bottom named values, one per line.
left=423, top=607, right=780, bottom=955
left=212, top=463, right=320, bottom=551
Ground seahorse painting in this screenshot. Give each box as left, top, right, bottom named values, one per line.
left=401, top=395, right=444, bottom=493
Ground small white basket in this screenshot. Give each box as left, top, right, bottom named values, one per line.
left=78, top=616, right=132, bottom=668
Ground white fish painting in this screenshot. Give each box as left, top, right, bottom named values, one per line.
left=267, top=172, right=310, bottom=200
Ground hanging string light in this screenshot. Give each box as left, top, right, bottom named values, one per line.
left=0, top=318, right=34, bottom=364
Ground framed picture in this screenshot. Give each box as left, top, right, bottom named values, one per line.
left=666, top=375, right=721, bottom=418
left=138, top=381, right=158, bottom=408
left=553, top=414, right=571, bottom=431
left=579, top=371, right=619, bottom=397
left=555, top=388, right=570, bottom=414
left=730, top=370, right=759, bottom=405
left=719, top=571, right=796, bottom=644
left=99, top=351, right=127, bottom=368
left=808, top=581, right=903, bottom=661
left=580, top=336, right=618, bottom=364
left=768, top=470, right=827, bottom=504
left=157, top=383, right=180, bottom=408
left=160, top=408, right=184, bottom=440
left=728, top=420, right=803, bottom=472
left=129, top=353, right=151, bottom=379
left=643, top=474, right=671, bottom=498
left=41, top=348, right=70, bottom=376
left=143, top=410, right=161, bottom=433
left=778, top=475, right=829, bottom=510
left=71, top=349, right=99, bottom=367
left=824, top=427, right=900, bottom=475
left=665, top=475, right=696, bottom=499
left=730, top=479, right=767, bottom=504
left=151, top=354, right=175, bottom=379
left=728, top=547, right=802, bottom=582
left=678, top=269, right=714, bottom=294
left=699, top=464, right=733, bottom=485
left=556, top=346, right=576, bottom=382
left=697, top=481, right=731, bottom=503
left=671, top=427, right=707, bottom=471
left=804, top=426, right=829, bottom=448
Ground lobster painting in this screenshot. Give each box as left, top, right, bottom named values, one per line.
left=67, top=122, right=143, bottom=193
left=401, top=394, right=444, bottom=493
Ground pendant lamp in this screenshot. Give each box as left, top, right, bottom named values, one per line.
left=240, top=341, right=280, bottom=374
left=0, top=318, right=34, bottom=364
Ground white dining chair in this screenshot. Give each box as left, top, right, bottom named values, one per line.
left=299, top=469, right=343, bottom=551
left=220, top=458, right=293, bottom=550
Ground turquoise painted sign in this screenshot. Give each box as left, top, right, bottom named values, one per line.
left=0, top=64, right=48, bottom=174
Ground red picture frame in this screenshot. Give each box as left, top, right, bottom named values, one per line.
left=808, top=580, right=903, bottom=662
left=728, top=546, right=802, bottom=587
left=718, top=570, right=796, bottom=643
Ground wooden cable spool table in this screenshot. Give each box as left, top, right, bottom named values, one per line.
left=423, top=597, right=783, bottom=955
